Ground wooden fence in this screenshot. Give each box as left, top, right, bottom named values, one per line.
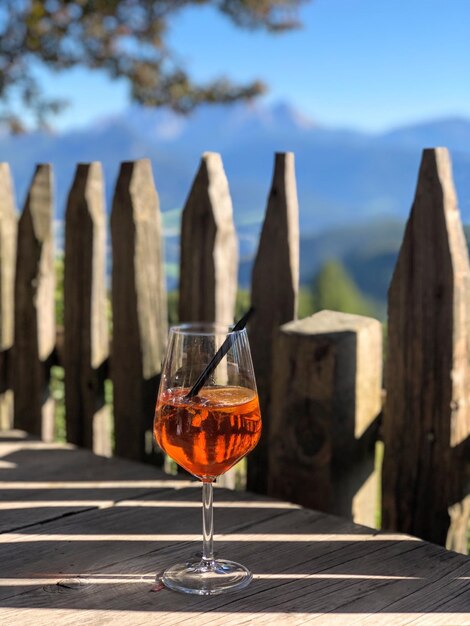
left=0, top=148, right=469, bottom=554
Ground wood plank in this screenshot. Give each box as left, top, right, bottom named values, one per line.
left=0, top=609, right=467, bottom=626
left=0, top=500, right=468, bottom=622
left=268, top=311, right=383, bottom=527
left=177, top=152, right=239, bottom=488
left=172, top=529, right=468, bottom=626
left=63, top=163, right=111, bottom=456
left=247, top=152, right=299, bottom=494
left=0, top=163, right=17, bottom=430
left=382, top=148, right=470, bottom=553
left=0, top=430, right=285, bottom=530
left=111, top=159, right=168, bottom=462
left=13, top=165, right=55, bottom=441
left=0, top=485, right=298, bottom=610
left=0, top=433, right=469, bottom=624
left=0, top=431, right=193, bottom=533
left=178, top=152, right=238, bottom=326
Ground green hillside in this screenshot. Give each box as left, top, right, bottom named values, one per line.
left=298, top=221, right=470, bottom=320
left=311, top=260, right=378, bottom=318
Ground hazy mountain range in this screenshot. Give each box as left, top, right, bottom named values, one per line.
left=1, top=101, right=469, bottom=299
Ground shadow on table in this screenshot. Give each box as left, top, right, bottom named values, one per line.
left=0, top=439, right=469, bottom=616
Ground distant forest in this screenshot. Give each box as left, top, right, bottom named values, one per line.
left=237, top=221, right=470, bottom=322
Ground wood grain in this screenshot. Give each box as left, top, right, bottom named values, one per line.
left=13, top=165, right=55, bottom=441
left=268, top=311, right=383, bottom=528
left=247, top=152, right=299, bottom=494
left=178, top=152, right=238, bottom=326
left=63, top=163, right=111, bottom=456
left=382, top=148, right=470, bottom=553
left=177, top=152, right=239, bottom=487
left=111, top=160, right=168, bottom=462
left=0, top=163, right=17, bottom=430
left=0, top=432, right=469, bottom=625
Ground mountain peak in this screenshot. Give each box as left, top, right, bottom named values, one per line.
left=90, top=99, right=317, bottom=144
left=269, top=101, right=316, bottom=129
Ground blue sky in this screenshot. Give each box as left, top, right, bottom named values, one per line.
left=38, top=0, right=470, bottom=132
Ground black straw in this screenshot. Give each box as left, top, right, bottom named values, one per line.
left=185, top=307, right=254, bottom=399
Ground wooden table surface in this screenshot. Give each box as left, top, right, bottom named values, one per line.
left=0, top=431, right=469, bottom=625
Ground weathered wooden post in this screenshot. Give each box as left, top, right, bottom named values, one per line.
left=64, top=162, right=111, bottom=456
left=247, top=152, right=299, bottom=494
left=178, top=152, right=238, bottom=325
left=111, top=159, right=168, bottom=461
left=13, top=165, right=55, bottom=440
left=268, top=311, right=383, bottom=527
left=382, top=147, right=470, bottom=553
left=178, top=152, right=238, bottom=486
left=0, top=164, right=17, bottom=430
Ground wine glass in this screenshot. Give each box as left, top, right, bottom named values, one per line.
left=154, top=322, right=262, bottom=595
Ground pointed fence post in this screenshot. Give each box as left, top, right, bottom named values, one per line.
left=382, top=148, right=470, bottom=553
left=63, top=163, right=111, bottom=456
left=0, top=164, right=17, bottom=430
left=268, top=311, right=383, bottom=527
left=247, top=152, right=299, bottom=494
left=178, top=152, right=238, bottom=486
left=178, top=152, right=238, bottom=325
left=13, top=165, right=55, bottom=440
left=111, top=160, right=168, bottom=462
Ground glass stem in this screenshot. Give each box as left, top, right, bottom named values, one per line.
left=202, top=482, right=214, bottom=563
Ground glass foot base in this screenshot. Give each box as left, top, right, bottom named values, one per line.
left=161, top=558, right=253, bottom=595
